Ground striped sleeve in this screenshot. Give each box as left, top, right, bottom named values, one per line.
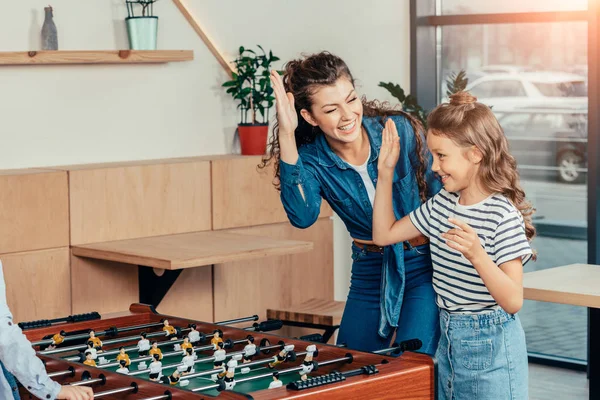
left=492, top=211, right=533, bottom=266
left=409, top=195, right=435, bottom=238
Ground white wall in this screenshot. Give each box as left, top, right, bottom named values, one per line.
left=1, top=0, right=410, bottom=300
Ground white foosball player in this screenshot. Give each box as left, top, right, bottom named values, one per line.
left=299, top=344, right=317, bottom=381
left=181, top=347, right=196, bottom=374
left=268, top=371, right=283, bottom=389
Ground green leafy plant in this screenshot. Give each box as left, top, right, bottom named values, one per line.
left=378, top=82, right=427, bottom=128
left=378, top=69, right=468, bottom=128
left=126, top=0, right=160, bottom=17
left=222, top=46, right=279, bottom=125
left=445, top=70, right=468, bottom=97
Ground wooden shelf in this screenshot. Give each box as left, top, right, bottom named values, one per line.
left=0, top=50, right=193, bottom=65
left=71, top=230, right=314, bottom=270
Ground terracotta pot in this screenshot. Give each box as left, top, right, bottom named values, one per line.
left=238, top=124, right=269, bottom=155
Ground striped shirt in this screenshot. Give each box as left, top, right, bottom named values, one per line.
left=409, top=189, right=533, bottom=313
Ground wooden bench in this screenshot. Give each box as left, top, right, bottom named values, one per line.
left=266, top=298, right=346, bottom=343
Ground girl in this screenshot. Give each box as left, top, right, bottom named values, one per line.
left=263, top=52, right=441, bottom=353
left=373, top=91, right=534, bottom=399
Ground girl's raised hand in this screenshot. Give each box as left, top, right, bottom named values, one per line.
left=270, top=70, right=298, bottom=138
left=377, top=118, right=401, bottom=177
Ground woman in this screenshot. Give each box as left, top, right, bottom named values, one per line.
left=260, top=52, right=441, bottom=353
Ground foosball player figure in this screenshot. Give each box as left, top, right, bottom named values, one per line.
left=180, top=336, right=193, bottom=355
left=149, top=341, right=163, bottom=360
left=211, top=329, right=224, bottom=349
left=116, top=360, right=129, bottom=374
left=243, top=335, right=256, bottom=363
left=137, top=332, right=150, bottom=356
left=268, top=371, right=282, bottom=389
left=116, top=346, right=131, bottom=367
left=161, top=370, right=181, bottom=386
left=211, top=341, right=226, bottom=381
left=88, top=329, right=103, bottom=351
left=85, top=341, right=97, bottom=360
left=83, top=351, right=96, bottom=367
left=299, top=344, right=317, bottom=381
left=268, top=344, right=295, bottom=369
left=181, top=347, right=196, bottom=375
left=48, top=330, right=67, bottom=350
left=149, top=354, right=163, bottom=381
left=219, top=354, right=242, bottom=391
left=188, top=323, right=201, bottom=346
left=162, top=319, right=178, bottom=340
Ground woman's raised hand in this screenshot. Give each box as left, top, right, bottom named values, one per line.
left=377, top=118, right=401, bottom=177
left=270, top=70, right=298, bottom=138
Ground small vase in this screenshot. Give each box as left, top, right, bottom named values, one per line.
left=41, top=6, right=58, bottom=50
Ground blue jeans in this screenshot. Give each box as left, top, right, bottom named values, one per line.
left=0, top=361, right=20, bottom=400
left=436, top=308, right=528, bottom=400
left=336, top=243, right=440, bottom=354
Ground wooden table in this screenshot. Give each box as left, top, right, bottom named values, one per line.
left=72, top=230, right=314, bottom=308
left=523, top=263, right=600, bottom=400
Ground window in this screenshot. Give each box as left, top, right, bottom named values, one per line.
left=441, top=0, right=588, bottom=15
left=413, top=1, right=592, bottom=372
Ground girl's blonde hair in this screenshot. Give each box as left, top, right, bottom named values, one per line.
left=427, top=91, right=536, bottom=242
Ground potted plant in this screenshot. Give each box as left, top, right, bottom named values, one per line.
left=222, top=46, right=279, bottom=155
left=125, top=0, right=160, bottom=50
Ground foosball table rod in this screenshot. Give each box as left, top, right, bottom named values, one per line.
left=192, top=353, right=352, bottom=393
left=34, top=314, right=263, bottom=349
left=32, top=322, right=165, bottom=348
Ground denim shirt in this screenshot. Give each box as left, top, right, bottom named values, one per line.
left=279, top=115, right=441, bottom=337
left=0, top=261, right=61, bottom=400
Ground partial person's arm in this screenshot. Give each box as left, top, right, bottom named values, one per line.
left=0, top=261, right=93, bottom=400
left=372, top=119, right=423, bottom=245
left=271, top=70, right=322, bottom=229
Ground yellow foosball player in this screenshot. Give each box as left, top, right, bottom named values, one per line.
left=149, top=341, right=163, bottom=360
left=162, top=319, right=177, bottom=340
left=48, top=330, right=67, bottom=350
left=180, top=336, right=193, bottom=355
left=83, top=351, right=96, bottom=367
left=211, top=329, right=223, bottom=349
left=87, top=330, right=103, bottom=351
left=116, top=346, right=131, bottom=367
left=268, top=344, right=295, bottom=369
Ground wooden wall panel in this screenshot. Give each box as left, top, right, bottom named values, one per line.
left=0, top=170, right=68, bottom=253
left=211, top=156, right=332, bottom=230
left=68, top=161, right=212, bottom=245
left=71, top=255, right=139, bottom=315
left=2, top=248, right=71, bottom=323
left=156, top=267, right=213, bottom=322
left=213, top=219, right=333, bottom=322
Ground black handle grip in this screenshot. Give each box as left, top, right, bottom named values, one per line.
left=297, top=333, right=324, bottom=343
left=19, top=311, right=101, bottom=331
left=254, top=319, right=283, bottom=332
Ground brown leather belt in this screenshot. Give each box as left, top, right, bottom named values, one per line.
left=353, top=235, right=429, bottom=254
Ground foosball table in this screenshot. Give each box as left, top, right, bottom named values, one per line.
left=21, top=304, right=436, bottom=399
